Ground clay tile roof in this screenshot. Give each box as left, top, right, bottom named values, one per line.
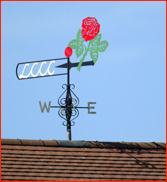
left=1, top=138, right=166, bottom=181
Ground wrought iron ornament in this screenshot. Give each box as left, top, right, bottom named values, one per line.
left=16, top=56, right=96, bottom=140
left=48, top=56, right=96, bottom=140
left=16, top=17, right=108, bottom=140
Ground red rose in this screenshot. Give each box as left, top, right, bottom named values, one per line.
left=81, top=17, right=100, bottom=42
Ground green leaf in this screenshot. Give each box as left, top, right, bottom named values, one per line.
left=77, top=41, right=83, bottom=49
left=91, top=44, right=98, bottom=50
left=76, top=45, right=84, bottom=58
left=90, top=49, right=98, bottom=63
left=77, top=29, right=84, bottom=43
left=90, top=34, right=101, bottom=46
left=68, top=39, right=77, bottom=49
left=98, top=40, right=108, bottom=52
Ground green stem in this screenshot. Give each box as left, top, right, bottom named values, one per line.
left=77, top=41, right=91, bottom=71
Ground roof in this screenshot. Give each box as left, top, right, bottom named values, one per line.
left=1, top=139, right=166, bottom=181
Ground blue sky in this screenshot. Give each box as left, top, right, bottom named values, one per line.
left=1, top=1, right=166, bottom=142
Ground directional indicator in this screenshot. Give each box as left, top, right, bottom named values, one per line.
left=16, top=58, right=94, bottom=80
left=56, top=60, right=94, bottom=70
left=50, top=102, right=96, bottom=114
left=16, top=56, right=96, bottom=141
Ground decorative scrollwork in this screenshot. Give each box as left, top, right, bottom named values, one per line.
left=71, top=121, right=75, bottom=126
left=58, top=84, right=79, bottom=127
left=71, top=108, right=79, bottom=124
left=58, top=89, right=67, bottom=106
left=58, top=108, right=66, bottom=122
left=62, top=84, right=67, bottom=89
left=62, top=120, right=67, bottom=126
left=71, top=89, right=79, bottom=107
left=70, top=84, right=75, bottom=89
left=59, top=98, right=66, bottom=106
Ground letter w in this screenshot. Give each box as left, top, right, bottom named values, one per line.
left=39, top=101, right=51, bottom=113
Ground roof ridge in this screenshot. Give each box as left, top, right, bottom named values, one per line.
left=1, top=139, right=166, bottom=149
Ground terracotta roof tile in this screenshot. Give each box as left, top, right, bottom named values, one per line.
left=1, top=139, right=166, bottom=181
left=43, top=140, right=59, bottom=146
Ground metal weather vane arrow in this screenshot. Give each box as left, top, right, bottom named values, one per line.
left=16, top=17, right=108, bottom=140
left=16, top=55, right=97, bottom=140
left=56, top=60, right=94, bottom=70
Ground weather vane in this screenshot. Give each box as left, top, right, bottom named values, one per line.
left=16, top=17, right=108, bottom=140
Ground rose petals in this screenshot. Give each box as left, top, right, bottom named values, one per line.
left=81, top=17, right=100, bottom=42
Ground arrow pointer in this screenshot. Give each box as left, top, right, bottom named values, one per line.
left=56, top=60, right=94, bottom=70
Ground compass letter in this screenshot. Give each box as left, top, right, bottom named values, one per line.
left=39, top=101, right=51, bottom=113
left=88, top=102, right=96, bottom=114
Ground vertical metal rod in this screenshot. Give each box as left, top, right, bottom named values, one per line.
left=67, top=57, right=70, bottom=85
left=67, top=57, right=71, bottom=140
